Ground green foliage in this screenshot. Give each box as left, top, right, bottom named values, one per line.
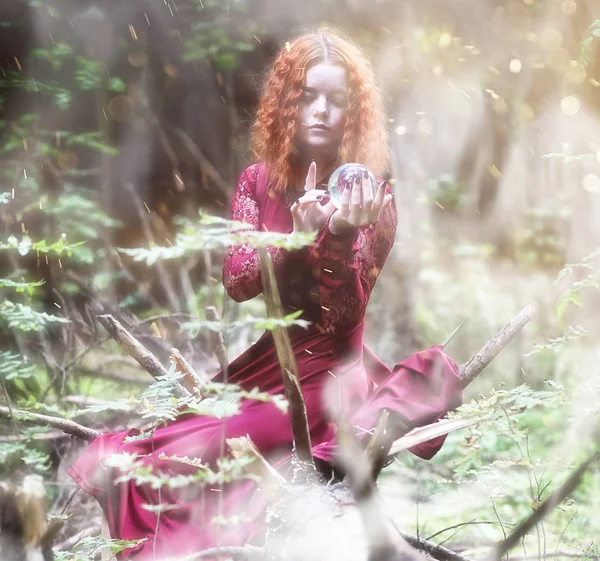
left=119, top=212, right=316, bottom=266
left=54, top=535, right=148, bottom=560
left=0, top=300, right=69, bottom=332
left=0, top=351, right=36, bottom=381
left=555, top=248, right=600, bottom=319
left=181, top=309, right=311, bottom=337
left=181, top=0, right=256, bottom=69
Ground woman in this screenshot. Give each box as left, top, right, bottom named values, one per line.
left=69, top=28, right=462, bottom=559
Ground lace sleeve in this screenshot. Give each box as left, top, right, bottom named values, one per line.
left=308, top=184, right=398, bottom=333
left=222, top=165, right=286, bottom=302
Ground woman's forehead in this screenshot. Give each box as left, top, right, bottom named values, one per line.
left=304, top=62, right=348, bottom=90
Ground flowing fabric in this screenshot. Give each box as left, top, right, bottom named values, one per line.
left=69, top=163, right=462, bottom=559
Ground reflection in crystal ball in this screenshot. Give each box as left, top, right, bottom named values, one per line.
left=327, top=163, right=377, bottom=209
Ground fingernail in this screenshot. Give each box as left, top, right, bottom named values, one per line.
left=363, top=171, right=369, bottom=178
left=355, top=177, right=360, bottom=185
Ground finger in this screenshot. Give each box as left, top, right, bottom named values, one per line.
left=361, top=176, right=375, bottom=224
left=368, top=181, right=386, bottom=222
left=304, top=161, right=317, bottom=192
left=369, top=192, right=394, bottom=224
left=297, top=194, right=324, bottom=205
left=338, top=180, right=351, bottom=219
left=364, top=170, right=375, bottom=202
left=349, top=177, right=362, bottom=224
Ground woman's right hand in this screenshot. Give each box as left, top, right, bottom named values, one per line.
left=291, top=162, right=335, bottom=233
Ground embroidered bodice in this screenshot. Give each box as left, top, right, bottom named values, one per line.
left=222, top=163, right=398, bottom=334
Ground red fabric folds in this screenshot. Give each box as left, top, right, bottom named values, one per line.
left=68, top=163, right=462, bottom=559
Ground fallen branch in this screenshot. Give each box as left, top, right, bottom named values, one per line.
left=96, top=314, right=189, bottom=398
left=401, top=533, right=474, bottom=561
left=0, top=406, right=100, bottom=441
left=258, top=247, right=313, bottom=466
left=459, top=306, right=536, bottom=388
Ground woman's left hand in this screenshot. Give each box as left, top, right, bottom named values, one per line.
left=329, top=173, right=393, bottom=235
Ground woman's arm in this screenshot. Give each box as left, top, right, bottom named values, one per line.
left=222, top=164, right=287, bottom=302
left=308, top=183, right=398, bottom=333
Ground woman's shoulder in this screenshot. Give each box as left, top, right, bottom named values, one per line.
left=238, top=162, right=272, bottom=196
left=239, top=162, right=269, bottom=181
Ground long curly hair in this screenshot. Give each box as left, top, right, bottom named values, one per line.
left=251, top=28, right=390, bottom=192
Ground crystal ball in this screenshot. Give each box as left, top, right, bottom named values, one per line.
left=327, top=163, right=377, bottom=209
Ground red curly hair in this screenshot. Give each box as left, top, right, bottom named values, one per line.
left=251, top=28, right=390, bottom=192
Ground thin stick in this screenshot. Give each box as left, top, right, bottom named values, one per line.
left=124, top=181, right=182, bottom=313
left=0, top=405, right=100, bottom=441
left=488, top=450, right=600, bottom=561
left=460, top=306, right=536, bottom=388
left=172, top=127, right=231, bottom=193
left=258, top=247, right=313, bottom=466
left=205, top=306, right=228, bottom=369
left=227, top=436, right=286, bottom=503
left=96, top=314, right=189, bottom=398
left=401, top=533, right=474, bottom=561
left=170, top=348, right=206, bottom=393
left=440, top=317, right=469, bottom=348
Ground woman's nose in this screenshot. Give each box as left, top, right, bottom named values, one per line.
left=313, top=96, right=329, bottom=117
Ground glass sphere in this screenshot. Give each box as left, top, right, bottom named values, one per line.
left=327, top=163, right=377, bottom=209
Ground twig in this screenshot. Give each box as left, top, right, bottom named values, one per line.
left=366, top=409, right=398, bottom=478
left=258, top=247, right=313, bottom=466
left=460, top=306, right=536, bottom=388
left=95, top=314, right=189, bottom=397
left=401, top=533, right=474, bottom=561
left=227, top=436, right=286, bottom=503
left=205, top=306, right=228, bottom=369
left=53, top=524, right=102, bottom=552
left=78, top=367, right=152, bottom=385
left=124, top=181, right=182, bottom=313
left=440, top=317, right=469, bottom=348
left=488, top=450, right=600, bottom=561
left=177, top=545, right=261, bottom=560
left=0, top=405, right=100, bottom=441
left=170, top=348, right=206, bottom=393
left=0, top=431, right=68, bottom=443
left=171, top=127, right=231, bottom=193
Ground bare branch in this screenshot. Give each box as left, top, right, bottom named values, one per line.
left=258, top=247, right=313, bottom=466
left=53, top=524, right=102, bottom=552
left=205, top=306, right=228, bottom=369
left=401, top=533, right=474, bottom=561
left=124, top=181, right=182, bottom=313
left=170, top=348, right=206, bottom=393
left=96, top=314, right=189, bottom=398
left=0, top=405, right=100, bottom=441
left=78, top=367, right=152, bottom=385
left=172, top=127, right=231, bottom=193
left=460, top=306, right=536, bottom=388
left=227, top=436, right=286, bottom=503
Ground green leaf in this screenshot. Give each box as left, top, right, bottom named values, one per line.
left=108, top=77, right=126, bottom=93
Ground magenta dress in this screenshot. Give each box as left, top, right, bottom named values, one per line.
left=69, top=163, right=462, bottom=559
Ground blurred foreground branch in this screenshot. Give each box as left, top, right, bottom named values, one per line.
left=258, top=247, right=313, bottom=466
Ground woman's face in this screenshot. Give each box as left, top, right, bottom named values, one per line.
left=295, top=62, right=349, bottom=154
